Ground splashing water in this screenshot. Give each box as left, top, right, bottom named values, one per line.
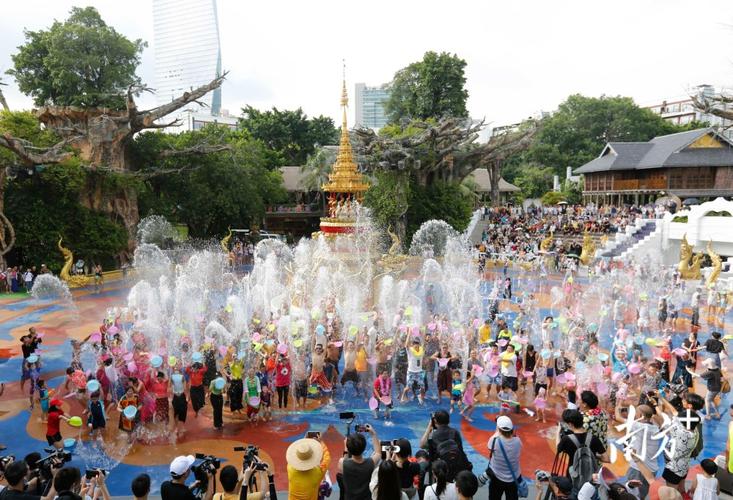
left=136, top=215, right=183, bottom=248
left=31, top=274, right=73, bottom=304
left=409, top=220, right=459, bottom=257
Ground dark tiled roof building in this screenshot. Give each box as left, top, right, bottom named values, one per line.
left=575, top=128, right=733, bottom=204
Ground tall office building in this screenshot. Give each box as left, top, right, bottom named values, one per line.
left=153, top=0, right=222, bottom=118
left=354, top=83, right=390, bottom=129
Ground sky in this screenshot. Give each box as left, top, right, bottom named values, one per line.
left=1, top=0, right=733, bottom=128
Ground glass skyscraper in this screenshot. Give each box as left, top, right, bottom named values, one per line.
left=153, top=0, right=222, bottom=116
left=354, top=83, right=390, bottom=129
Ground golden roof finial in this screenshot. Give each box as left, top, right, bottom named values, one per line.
left=322, top=63, right=369, bottom=195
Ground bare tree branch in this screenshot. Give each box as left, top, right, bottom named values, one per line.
left=0, top=133, right=75, bottom=166
left=157, top=144, right=232, bottom=158
left=692, top=94, right=733, bottom=121
left=135, top=71, right=228, bottom=129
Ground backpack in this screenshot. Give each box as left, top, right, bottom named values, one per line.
left=433, top=431, right=472, bottom=482
left=691, top=421, right=703, bottom=459
left=568, top=433, right=599, bottom=494
left=721, top=378, right=731, bottom=394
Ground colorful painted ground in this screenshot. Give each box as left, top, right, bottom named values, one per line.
left=0, top=277, right=731, bottom=497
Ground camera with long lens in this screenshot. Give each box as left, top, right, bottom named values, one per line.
left=37, top=449, right=71, bottom=480
left=234, top=445, right=267, bottom=471
left=190, top=454, right=221, bottom=498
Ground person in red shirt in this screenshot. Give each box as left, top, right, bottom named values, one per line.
left=151, top=371, right=169, bottom=424
left=275, top=353, right=292, bottom=409
left=186, top=362, right=207, bottom=417
left=46, top=398, right=70, bottom=449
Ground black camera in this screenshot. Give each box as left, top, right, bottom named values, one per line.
left=193, top=454, right=221, bottom=476
left=189, top=454, right=220, bottom=499
left=339, top=412, right=355, bottom=420
left=355, top=424, right=369, bottom=433
left=233, top=445, right=259, bottom=468
left=36, top=449, right=71, bottom=480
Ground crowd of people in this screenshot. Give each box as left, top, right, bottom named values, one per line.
left=2, top=202, right=733, bottom=500
left=474, top=204, right=665, bottom=270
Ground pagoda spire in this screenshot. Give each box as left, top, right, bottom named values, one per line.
left=321, top=72, right=369, bottom=197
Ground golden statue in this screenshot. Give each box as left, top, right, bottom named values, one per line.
left=579, top=232, right=596, bottom=266
left=678, top=234, right=703, bottom=280
left=220, top=227, right=233, bottom=253
left=706, top=240, right=722, bottom=288
left=540, top=233, right=553, bottom=253
left=600, top=234, right=608, bottom=248
left=377, top=226, right=409, bottom=274
left=58, top=237, right=90, bottom=288
left=387, top=225, right=401, bottom=256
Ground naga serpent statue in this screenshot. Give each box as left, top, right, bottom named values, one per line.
left=706, top=240, right=721, bottom=288
left=678, top=234, right=704, bottom=280
left=58, top=237, right=90, bottom=288
left=220, top=227, right=233, bottom=253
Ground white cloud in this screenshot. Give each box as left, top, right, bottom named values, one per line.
left=1, top=0, right=732, bottom=127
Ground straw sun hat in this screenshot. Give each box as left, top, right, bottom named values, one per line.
left=286, top=438, right=323, bottom=471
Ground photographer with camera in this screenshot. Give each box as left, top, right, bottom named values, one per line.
left=230, top=446, right=276, bottom=500
left=216, top=462, right=276, bottom=500
left=337, top=424, right=380, bottom=500
left=161, top=456, right=214, bottom=500
left=420, top=410, right=472, bottom=482
left=0, top=459, right=58, bottom=500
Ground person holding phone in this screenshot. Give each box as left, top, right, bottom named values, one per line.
left=338, top=425, right=380, bottom=500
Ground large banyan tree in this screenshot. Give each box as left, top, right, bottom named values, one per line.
left=0, top=7, right=226, bottom=263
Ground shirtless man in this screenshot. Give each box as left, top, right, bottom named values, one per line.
left=375, top=340, right=392, bottom=376
left=310, top=343, right=332, bottom=394
left=341, top=341, right=359, bottom=394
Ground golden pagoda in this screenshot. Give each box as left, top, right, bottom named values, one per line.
left=319, top=79, right=370, bottom=235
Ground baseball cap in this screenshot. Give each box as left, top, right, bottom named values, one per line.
left=50, top=398, right=63, bottom=407
left=170, top=455, right=195, bottom=476
left=496, top=415, right=514, bottom=431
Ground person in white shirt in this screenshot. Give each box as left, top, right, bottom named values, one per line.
left=23, top=269, right=33, bottom=292
left=424, top=460, right=457, bottom=500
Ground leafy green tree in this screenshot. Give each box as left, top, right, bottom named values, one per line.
left=526, top=94, right=705, bottom=174
left=238, top=105, right=338, bottom=166
left=513, top=163, right=555, bottom=199
left=561, top=179, right=583, bottom=205
left=385, top=51, right=468, bottom=122
left=8, top=6, right=145, bottom=109
left=135, top=126, right=287, bottom=237
left=5, top=161, right=128, bottom=271
left=406, top=181, right=473, bottom=238
left=363, top=171, right=410, bottom=231
left=541, top=191, right=566, bottom=205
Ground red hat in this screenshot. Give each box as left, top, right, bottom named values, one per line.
left=50, top=398, right=63, bottom=407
